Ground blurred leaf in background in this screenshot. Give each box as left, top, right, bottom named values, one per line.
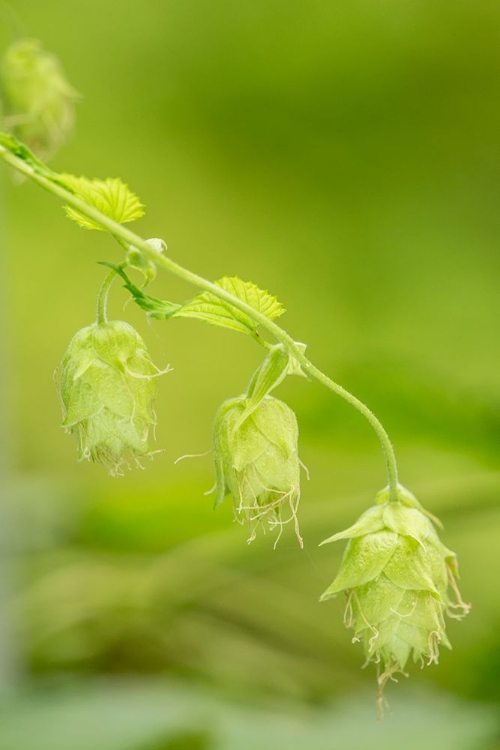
left=0, top=679, right=497, bottom=750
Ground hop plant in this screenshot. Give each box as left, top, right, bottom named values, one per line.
left=213, top=395, right=302, bottom=547
left=320, top=486, right=470, bottom=710
left=1, top=38, right=79, bottom=157
left=0, top=117, right=472, bottom=709
left=59, top=320, right=164, bottom=476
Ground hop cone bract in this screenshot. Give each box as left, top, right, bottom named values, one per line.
left=1, top=38, right=79, bottom=157
left=320, top=486, right=470, bottom=705
left=60, top=321, right=160, bottom=476
left=213, top=395, right=302, bottom=546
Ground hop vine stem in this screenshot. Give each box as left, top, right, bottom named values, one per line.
left=0, top=142, right=400, bottom=501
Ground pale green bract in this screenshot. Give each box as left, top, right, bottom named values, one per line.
left=320, top=486, right=470, bottom=713
left=0, top=39, right=79, bottom=159
left=60, top=174, right=145, bottom=229
left=60, top=320, right=161, bottom=476
left=213, top=395, right=302, bottom=547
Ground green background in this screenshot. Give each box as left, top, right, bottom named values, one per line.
left=0, top=1, right=499, bottom=747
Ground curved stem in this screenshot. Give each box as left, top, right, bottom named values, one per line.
left=96, top=269, right=116, bottom=325
left=0, top=143, right=400, bottom=500
left=300, top=358, right=399, bottom=500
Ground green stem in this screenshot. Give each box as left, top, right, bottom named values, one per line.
left=96, top=268, right=116, bottom=325
left=0, top=144, right=400, bottom=501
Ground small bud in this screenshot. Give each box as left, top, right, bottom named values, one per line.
left=126, top=238, right=168, bottom=285
left=59, top=321, right=163, bottom=476
left=1, top=39, right=79, bottom=158
left=320, top=486, right=470, bottom=711
left=213, top=395, right=302, bottom=547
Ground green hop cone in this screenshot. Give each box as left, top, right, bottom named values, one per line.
left=59, top=321, right=164, bottom=476
left=320, top=486, right=470, bottom=708
left=1, top=38, right=79, bottom=158
left=213, top=395, right=302, bottom=547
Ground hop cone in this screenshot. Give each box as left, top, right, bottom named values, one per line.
left=60, top=321, right=160, bottom=476
left=213, top=395, right=302, bottom=546
left=320, top=486, right=470, bottom=704
left=1, top=38, right=79, bottom=157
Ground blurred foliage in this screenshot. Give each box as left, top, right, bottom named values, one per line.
left=0, top=678, right=498, bottom=750
left=0, top=0, right=499, bottom=748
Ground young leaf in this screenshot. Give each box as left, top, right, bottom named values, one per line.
left=60, top=174, right=145, bottom=230
left=216, top=277, right=285, bottom=320
left=111, top=266, right=284, bottom=339
left=172, top=293, right=255, bottom=336
left=172, top=276, right=285, bottom=337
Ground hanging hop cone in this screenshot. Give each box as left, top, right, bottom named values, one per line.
left=320, top=486, right=470, bottom=701
left=1, top=38, right=79, bottom=158
left=213, top=395, right=302, bottom=547
left=59, top=321, right=163, bottom=476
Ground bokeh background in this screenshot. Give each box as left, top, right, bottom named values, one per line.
left=0, top=1, right=499, bottom=748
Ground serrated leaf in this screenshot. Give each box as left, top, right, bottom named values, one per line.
left=173, top=296, right=254, bottom=335
left=216, top=277, right=285, bottom=320
left=172, top=276, right=285, bottom=337
left=60, top=174, right=145, bottom=230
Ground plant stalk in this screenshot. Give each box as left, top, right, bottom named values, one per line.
left=0, top=144, right=400, bottom=500
left=96, top=268, right=116, bottom=325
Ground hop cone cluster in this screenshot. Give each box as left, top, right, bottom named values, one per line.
left=1, top=39, right=79, bottom=157
left=60, top=321, right=161, bottom=476
left=213, top=395, right=302, bottom=546
left=320, top=486, right=470, bottom=705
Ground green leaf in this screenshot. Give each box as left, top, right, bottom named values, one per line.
left=216, top=277, right=285, bottom=320
left=172, top=276, right=285, bottom=337
left=108, top=267, right=284, bottom=338
left=60, top=174, right=145, bottom=230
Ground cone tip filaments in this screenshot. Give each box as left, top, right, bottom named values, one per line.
left=59, top=320, right=165, bottom=476
left=213, top=394, right=303, bottom=548
left=320, top=485, right=470, bottom=710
